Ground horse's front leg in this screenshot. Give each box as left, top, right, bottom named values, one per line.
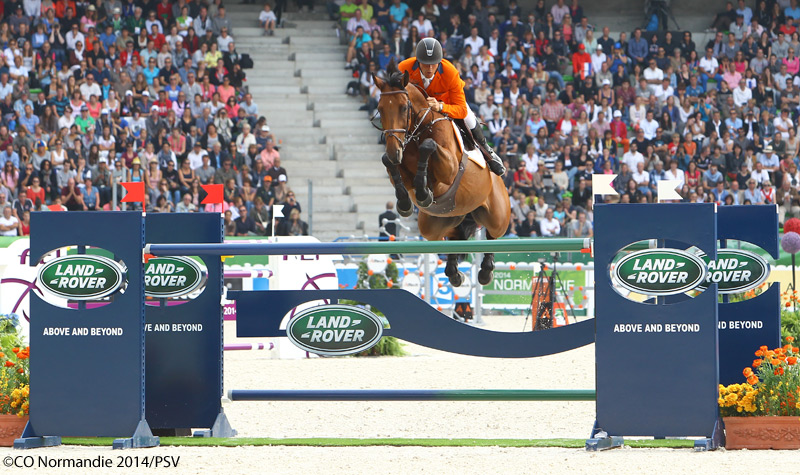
left=382, top=153, right=413, bottom=217
left=415, top=138, right=435, bottom=208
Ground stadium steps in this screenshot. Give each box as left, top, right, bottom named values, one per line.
left=230, top=4, right=395, bottom=241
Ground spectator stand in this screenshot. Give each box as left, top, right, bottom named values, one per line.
left=331, top=0, right=789, bottom=243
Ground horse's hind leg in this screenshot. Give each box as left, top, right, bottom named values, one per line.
left=444, top=215, right=477, bottom=287
left=478, top=243, right=495, bottom=286
left=382, top=153, right=413, bottom=217
left=414, top=138, right=436, bottom=208
left=472, top=180, right=512, bottom=286
left=445, top=253, right=466, bottom=287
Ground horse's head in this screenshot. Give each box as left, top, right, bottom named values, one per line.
left=373, top=59, right=412, bottom=162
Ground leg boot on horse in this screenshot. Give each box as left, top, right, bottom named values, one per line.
left=470, top=125, right=506, bottom=177
left=414, top=138, right=436, bottom=208
left=382, top=153, right=414, bottom=217
left=445, top=253, right=467, bottom=287
left=478, top=252, right=495, bottom=285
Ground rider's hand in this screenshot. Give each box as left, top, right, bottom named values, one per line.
left=427, top=97, right=441, bottom=112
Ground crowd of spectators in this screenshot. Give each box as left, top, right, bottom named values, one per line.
left=0, top=0, right=309, bottom=238
left=340, top=0, right=800, bottom=238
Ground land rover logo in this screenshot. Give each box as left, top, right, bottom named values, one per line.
left=286, top=304, right=384, bottom=356
left=614, top=248, right=707, bottom=296
left=695, top=249, right=770, bottom=294
left=38, top=255, right=126, bottom=300
left=145, top=256, right=206, bottom=298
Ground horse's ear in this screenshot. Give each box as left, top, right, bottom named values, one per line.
left=387, top=57, right=397, bottom=73
left=402, top=70, right=409, bottom=87
left=373, top=73, right=385, bottom=89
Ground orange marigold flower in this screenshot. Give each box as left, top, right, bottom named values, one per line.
left=794, top=347, right=800, bottom=353
left=744, top=367, right=754, bottom=377
left=760, top=345, right=769, bottom=351
left=788, top=336, right=796, bottom=343
left=11, top=347, right=19, bottom=353
left=772, top=358, right=781, bottom=365
left=16, top=367, right=23, bottom=373
left=755, top=350, right=764, bottom=356
left=789, top=356, right=798, bottom=365
left=775, top=367, right=785, bottom=376
left=4, top=361, right=14, bottom=367
left=754, top=359, right=763, bottom=367
left=747, top=375, right=759, bottom=385
left=786, top=302, right=792, bottom=307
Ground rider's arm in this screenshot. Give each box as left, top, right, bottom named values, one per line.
left=440, top=63, right=468, bottom=118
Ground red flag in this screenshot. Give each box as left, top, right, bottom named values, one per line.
left=201, top=184, right=224, bottom=204
left=120, top=182, right=145, bottom=203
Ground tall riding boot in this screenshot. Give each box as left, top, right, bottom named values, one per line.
left=471, top=125, right=506, bottom=176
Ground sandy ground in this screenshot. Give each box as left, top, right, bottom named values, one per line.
left=1, top=315, right=797, bottom=474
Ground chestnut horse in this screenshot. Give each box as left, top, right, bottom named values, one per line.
left=373, top=62, right=511, bottom=286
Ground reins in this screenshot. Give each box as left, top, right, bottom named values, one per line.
left=371, top=86, right=451, bottom=154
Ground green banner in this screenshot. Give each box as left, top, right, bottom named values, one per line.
left=482, top=269, right=586, bottom=306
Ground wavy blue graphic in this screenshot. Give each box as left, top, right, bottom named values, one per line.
left=231, top=289, right=596, bottom=358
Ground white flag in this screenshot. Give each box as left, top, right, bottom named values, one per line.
left=592, top=174, right=618, bottom=196
left=657, top=180, right=682, bottom=202
left=273, top=204, right=284, bottom=219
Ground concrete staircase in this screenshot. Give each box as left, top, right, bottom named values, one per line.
left=227, top=5, right=395, bottom=242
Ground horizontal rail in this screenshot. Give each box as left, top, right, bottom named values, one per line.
left=227, top=389, right=596, bottom=402
left=223, top=343, right=274, bottom=351
left=145, top=239, right=653, bottom=257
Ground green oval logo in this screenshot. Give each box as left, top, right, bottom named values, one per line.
left=38, top=255, right=126, bottom=300
left=695, top=249, right=770, bottom=294
left=145, top=256, right=206, bottom=298
left=613, top=248, right=707, bottom=296
left=286, top=305, right=384, bottom=356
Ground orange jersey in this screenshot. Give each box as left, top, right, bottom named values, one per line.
left=397, top=58, right=468, bottom=119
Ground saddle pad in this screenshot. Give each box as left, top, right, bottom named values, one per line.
left=451, top=121, right=486, bottom=169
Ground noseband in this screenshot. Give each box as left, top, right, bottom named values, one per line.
left=371, top=88, right=449, bottom=153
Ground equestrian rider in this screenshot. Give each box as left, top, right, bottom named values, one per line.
left=397, top=38, right=506, bottom=176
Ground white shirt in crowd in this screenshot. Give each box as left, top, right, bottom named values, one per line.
left=540, top=217, right=561, bottom=237
left=0, top=213, right=18, bottom=236
left=187, top=148, right=209, bottom=169
left=622, top=150, right=644, bottom=171
left=640, top=118, right=659, bottom=140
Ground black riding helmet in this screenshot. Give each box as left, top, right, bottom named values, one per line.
left=415, top=38, right=443, bottom=65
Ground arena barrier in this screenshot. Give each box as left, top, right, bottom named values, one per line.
left=18, top=204, right=778, bottom=451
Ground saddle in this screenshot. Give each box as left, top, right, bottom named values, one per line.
left=453, top=117, right=494, bottom=166
left=453, top=118, right=478, bottom=150
left=422, top=119, right=488, bottom=215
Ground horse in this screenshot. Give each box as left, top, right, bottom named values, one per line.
left=372, top=61, right=511, bottom=287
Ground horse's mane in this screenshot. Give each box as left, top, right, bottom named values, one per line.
left=384, top=59, right=428, bottom=100
left=385, top=60, right=406, bottom=90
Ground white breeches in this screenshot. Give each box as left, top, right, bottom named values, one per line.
left=464, top=108, right=478, bottom=129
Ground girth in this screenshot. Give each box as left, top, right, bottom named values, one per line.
left=421, top=151, right=467, bottom=215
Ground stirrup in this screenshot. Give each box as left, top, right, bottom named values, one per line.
left=488, top=155, right=506, bottom=175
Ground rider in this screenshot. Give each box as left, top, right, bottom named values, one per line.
left=397, top=38, right=506, bottom=176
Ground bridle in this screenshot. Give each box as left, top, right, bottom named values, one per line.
left=371, top=87, right=450, bottom=153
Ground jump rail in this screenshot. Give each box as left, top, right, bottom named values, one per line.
left=227, top=389, right=596, bottom=401
left=144, top=238, right=655, bottom=257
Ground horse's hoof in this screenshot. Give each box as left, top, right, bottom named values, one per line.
left=448, top=271, right=467, bottom=287
left=397, top=200, right=413, bottom=217
left=416, top=190, right=433, bottom=208
left=478, top=269, right=493, bottom=286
